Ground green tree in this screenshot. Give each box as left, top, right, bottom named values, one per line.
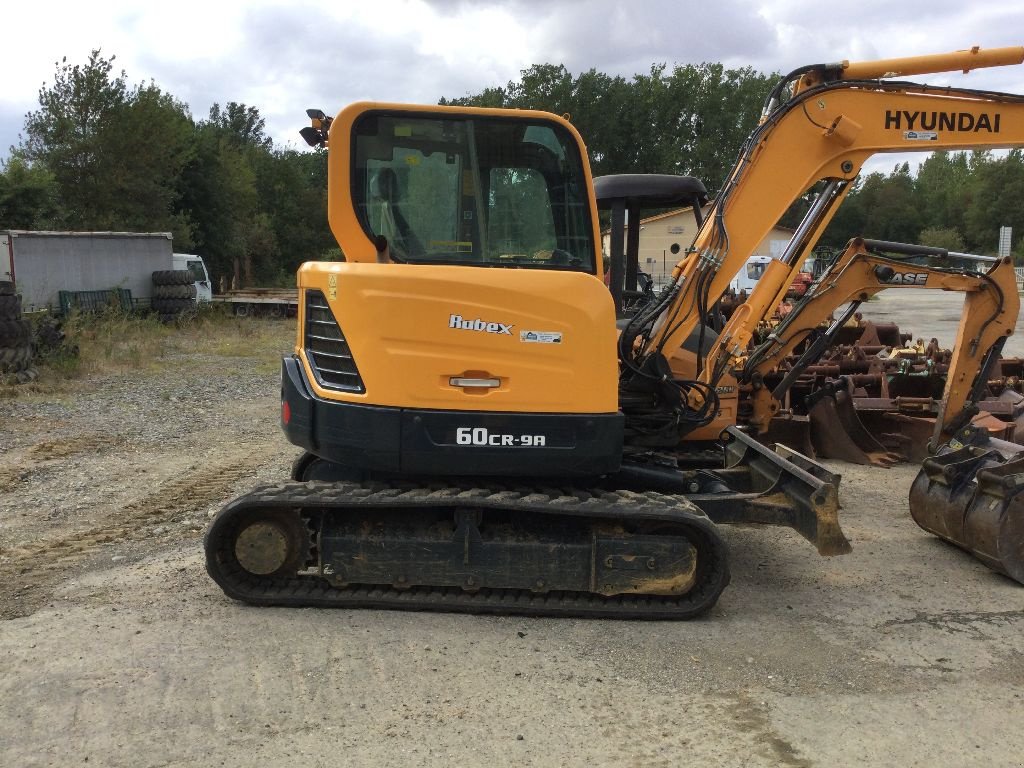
left=0, top=155, right=58, bottom=229
left=178, top=122, right=258, bottom=287
left=914, top=151, right=972, bottom=236
left=181, top=104, right=333, bottom=287
left=823, top=165, right=923, bottom=247
left=20, top=50, right=193, bottom=233
left=917, top=226, right=965, bottom=252
left=252, top=147, right=332, bottom=280
left=112, top=81, right=195, bottom=236
left=863, top=165, right=923, bottom=243
left=21, top=51, right=128, bottom=227
left=443, top=61, right=774, bottom=190
left=963, top=149, right=1024, bottom=254
left=207, top=102, right=272, bottom=150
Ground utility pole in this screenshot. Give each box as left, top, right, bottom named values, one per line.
left=998, top=226, right=1012, bottom=259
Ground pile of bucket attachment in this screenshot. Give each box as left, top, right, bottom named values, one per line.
left=753, top=307, right=1024, bottom=467
left=729, top=237, right=1024, bottom=584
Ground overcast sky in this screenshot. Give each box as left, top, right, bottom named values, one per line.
left=3, top=0, right=1023, bottom=177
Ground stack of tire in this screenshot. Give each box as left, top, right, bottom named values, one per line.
left=151, top=270, right=197, bottom=322
left=0, top=281, right=34, bottom=380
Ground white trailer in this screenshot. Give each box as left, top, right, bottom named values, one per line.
left=0, top=231, right=211, bottom=312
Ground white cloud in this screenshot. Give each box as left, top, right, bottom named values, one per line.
left=2, top=0, right=1023, bottom=166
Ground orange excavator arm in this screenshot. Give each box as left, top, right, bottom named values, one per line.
left=625, top=46, right=1024, bottom=420
left=735, top=238, right=1019, bottom=445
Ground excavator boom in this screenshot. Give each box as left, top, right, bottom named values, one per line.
left=636, top=48, right=1024, bottom=387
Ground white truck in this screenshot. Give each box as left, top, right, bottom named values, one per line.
left=729, top=254, right=775, bottom=294
left=0, top=230, right=212, bottom=312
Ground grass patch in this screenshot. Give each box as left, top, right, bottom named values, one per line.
left=66, top=307, right=172, bottom=373
left=1, top=305, right=296, bottom=399
left=165, top=305, right=296, bottom=375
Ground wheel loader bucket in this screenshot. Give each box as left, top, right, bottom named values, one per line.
left=909, top=433, right=1024, bottom=584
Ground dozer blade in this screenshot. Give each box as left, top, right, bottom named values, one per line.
left=909, top=432, right=1024, bottom=584
left=690, top=426, right=852, bottom=556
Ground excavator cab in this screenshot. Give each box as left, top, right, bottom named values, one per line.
left=283, top=104, right=624, bottom=480
left=349, top=111, right=596, bottom=270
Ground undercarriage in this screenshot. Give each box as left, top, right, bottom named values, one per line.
left=206, top=426, right=848, bottom=619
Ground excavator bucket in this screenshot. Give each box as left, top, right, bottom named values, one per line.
left=849, top=410, right=933, bottom=461
left=806, top=381, right=901, bottom=467
left=909, top=431, right=1024, bottom=584
left=990, top=389, right=1024, bottom=443
left=762, top=414, right=816, bottom=458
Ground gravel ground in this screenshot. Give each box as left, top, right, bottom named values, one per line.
left=1, top=318, right=1022, bottom=767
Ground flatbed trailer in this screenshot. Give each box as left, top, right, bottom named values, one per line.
left=212, top=288, right=299, bottom=318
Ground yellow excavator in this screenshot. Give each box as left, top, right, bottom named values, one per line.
left=723, top=236, right=1024, bottom=582
left=732, top=237, right=1019, bottom=457
left=206, top=45, right=1024, bottom=616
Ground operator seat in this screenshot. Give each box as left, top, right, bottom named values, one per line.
left=370, top=168, right=422, bottom=259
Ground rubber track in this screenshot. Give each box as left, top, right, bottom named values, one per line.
left=205, top=480, right=731, bottom=619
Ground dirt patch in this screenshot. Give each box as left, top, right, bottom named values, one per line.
left=1, top=317, right=1023, bottom=767
left=0, top=442, right=280, bottom=619
left=28, top=434, right=125, bottom=460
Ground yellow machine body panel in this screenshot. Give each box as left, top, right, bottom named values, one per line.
left=293, top=101, right=616, bottom=416
left=296, top=261, right=619, bottom=413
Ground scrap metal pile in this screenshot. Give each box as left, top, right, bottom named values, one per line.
left=756, top=316, right=1024, bottom=465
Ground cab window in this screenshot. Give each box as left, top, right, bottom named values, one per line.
left=352, top=113, right=595, bottom=273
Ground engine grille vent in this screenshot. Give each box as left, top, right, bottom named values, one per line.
left=304, top=290, right=365, bottom=393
